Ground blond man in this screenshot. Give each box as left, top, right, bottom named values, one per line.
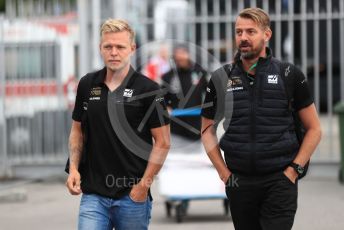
left=66, top=19, right=170, bottom=230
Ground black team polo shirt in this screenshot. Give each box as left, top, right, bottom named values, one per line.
left=72, top=66, right=170, bottom=199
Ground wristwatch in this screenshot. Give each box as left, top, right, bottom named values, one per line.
left=289, top=162, right=305, bottom=177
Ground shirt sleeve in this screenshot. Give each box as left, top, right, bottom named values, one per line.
left=292, top=66, right=314, bottom=111
left=201, top=78, right=217, bottom=120
left=72, top=77, right=86, bottom=122
left=144, top=83, right=170, bottom=129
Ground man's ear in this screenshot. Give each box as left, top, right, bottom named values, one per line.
left=131, top=43, right=137, bottom=53
left=264, top=28, right=272, bottom=42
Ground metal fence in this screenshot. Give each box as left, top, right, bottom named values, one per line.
left=0, top=19, right=72, bottom=177
left=1, top=0, right=344, bottom=177
left=0, top=16, right=9, bottom=177
left=79, top=0, right=344, bottom=162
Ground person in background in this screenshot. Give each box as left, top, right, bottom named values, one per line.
left=161, top=44, right=208, bottom=140
left=144, top=44, right=171, bottom=84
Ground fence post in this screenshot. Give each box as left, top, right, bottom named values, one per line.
left=0, top=16, right=11, bottom=178
left=77, top=0, right=90, bottom=78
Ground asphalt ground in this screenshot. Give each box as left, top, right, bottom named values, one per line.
left=0, top=163, right=344, bottom=230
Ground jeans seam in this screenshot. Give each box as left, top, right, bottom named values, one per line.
left=146, top=200, right=152, bottom=226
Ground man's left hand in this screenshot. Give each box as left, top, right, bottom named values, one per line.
left=283, top=166, right=298, bottom=184
left=129, top=182, right=149, bottom=202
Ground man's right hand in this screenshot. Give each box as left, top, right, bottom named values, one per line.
left=66, top=169, right=82, bottom=195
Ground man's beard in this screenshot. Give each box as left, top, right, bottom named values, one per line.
left=239, top=39, right=265, bottom=60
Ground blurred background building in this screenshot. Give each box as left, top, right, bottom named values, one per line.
left=0, top=0, right=344, bottom=178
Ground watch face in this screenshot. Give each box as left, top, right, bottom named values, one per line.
left=297, top=165, right=304, bottom=174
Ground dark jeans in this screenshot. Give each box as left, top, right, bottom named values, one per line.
left=226, top=171, right=298, bottom=230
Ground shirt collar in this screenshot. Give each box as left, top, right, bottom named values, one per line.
left=94, top=66, right=137, bottom=88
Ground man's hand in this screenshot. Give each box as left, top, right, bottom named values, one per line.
left=221, top=170, right=232, bottom=185
left=201, top=117, right=232, bottom=186
left=66, top=169, right=82, bottom=195
left=283, top=166, right=298, bottom=184
left=67, top=121, right=83, bottom=195
left=167, top=106, right=173, bottom=115
left=129, top=182, right=149, bottom=202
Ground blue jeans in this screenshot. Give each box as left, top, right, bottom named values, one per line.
left=78, top=193, right=152, bottom=230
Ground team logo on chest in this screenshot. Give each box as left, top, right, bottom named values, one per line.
left=123, top=88, right=134, bottom=97
left=267, top=75, right=278, bottom=84
left=89, top=87, right=101, bottom=100
left=227, top=76, right=243, bottom=92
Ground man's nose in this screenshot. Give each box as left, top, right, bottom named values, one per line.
left=110, top=47, right=118, bottom=56
left=241, top=31, right=249, bottom=40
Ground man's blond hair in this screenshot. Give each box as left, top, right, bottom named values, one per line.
left=237, top=8, right=271, bottom=30
left=100, top=19, right=135, bottom=43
